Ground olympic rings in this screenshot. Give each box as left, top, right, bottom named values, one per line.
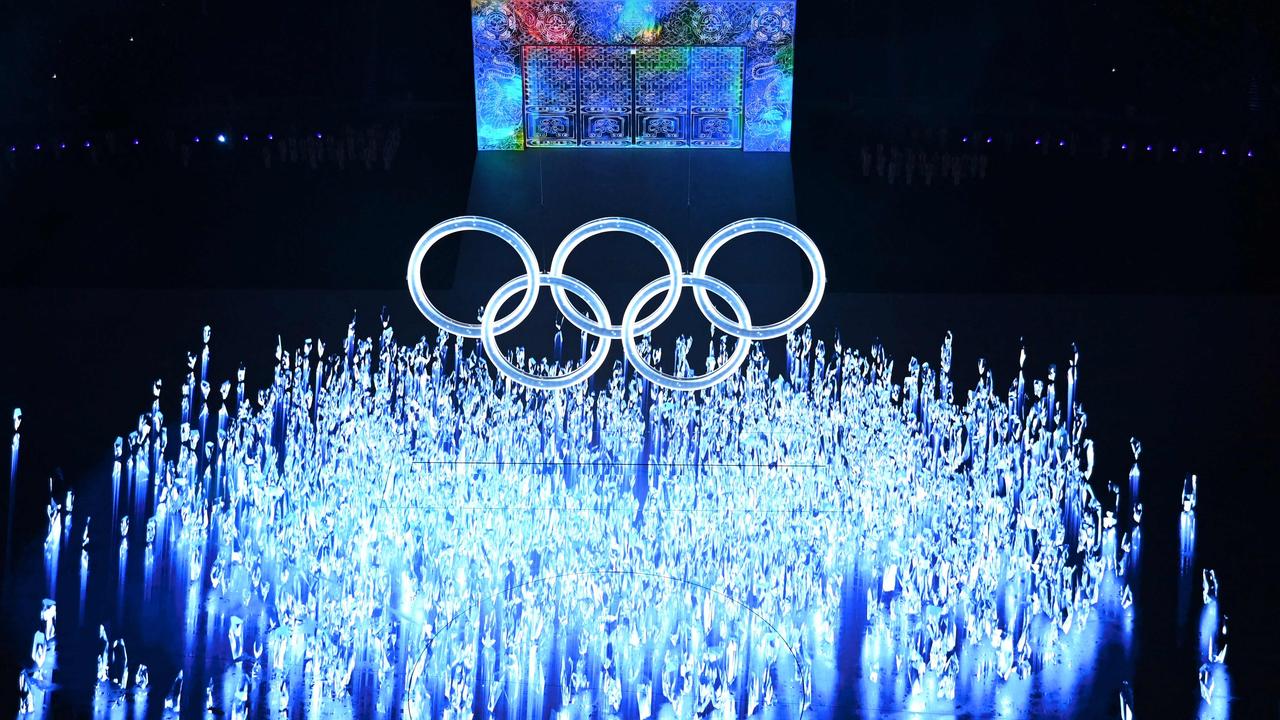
left=407, top=216, right=540, bottom=338
left=482, top=273, right=613, bottom=391
left=622, top=274, right=753, bottom=392
left=549, top=218, right=683, bottom=339
left=693, top=218, right=826, bottom=340
left=406, top=216, right=825, bottom=391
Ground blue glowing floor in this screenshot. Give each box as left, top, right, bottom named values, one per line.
left=3, top=289, right=1256, bottom=719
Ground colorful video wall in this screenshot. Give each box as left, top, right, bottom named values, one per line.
left=471, top=1, right=797, bottom=151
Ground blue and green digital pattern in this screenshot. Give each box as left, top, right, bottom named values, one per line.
left=471, top=0, right=797, bottom=151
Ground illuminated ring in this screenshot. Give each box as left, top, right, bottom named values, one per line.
left=481, top=274, right=613, bottom=391
left=690, top=218, right=826, bottom=340
left=548, top=217, right=683, bottom=339
left=406, top=216, right=540, bottom=339
left=621, top=274, right=752, bottom=392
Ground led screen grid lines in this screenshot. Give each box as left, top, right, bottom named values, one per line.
left=472, top=0, right=797, bottom=151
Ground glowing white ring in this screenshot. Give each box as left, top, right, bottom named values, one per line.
left=407, top=216, right=540, bottom=339
left=692, top=218, right=826, bottom=339
left=549, top=217, right=683, bottom=339
left=482, top=274, right=612, bottom=391
left=621, top=274, right=752, bottom=392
